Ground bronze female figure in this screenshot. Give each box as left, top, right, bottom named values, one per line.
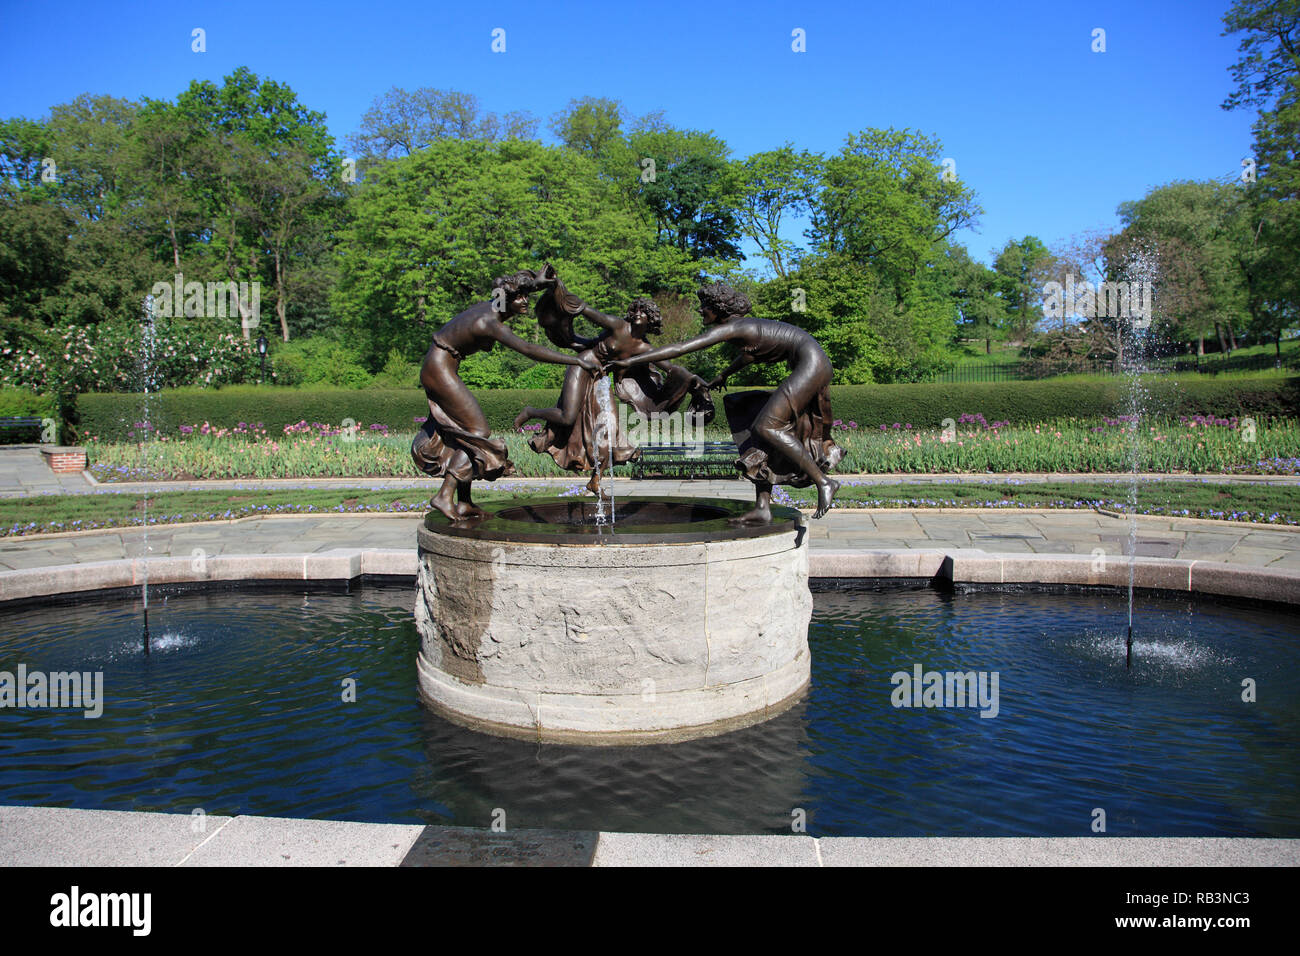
left=515, top=284, right=713, bottom=497
left=413, top=269, right=600, bottom=521
left=612, top=282, right=842, bottom=522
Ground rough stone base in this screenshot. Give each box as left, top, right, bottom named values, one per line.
left=414, top=521, right=812, bottom=743
left=416, top=650, right=810, bottom=745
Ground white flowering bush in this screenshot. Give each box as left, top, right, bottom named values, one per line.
left=0, top=318, right=260, bottom=394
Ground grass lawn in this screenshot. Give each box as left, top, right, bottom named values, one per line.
left=779, top=479, right=1300, bottom=524
left=949, top=347, right=1023, bottom=367
left=942, top=336, right=1300, bottom=370
left=4, top=480, right=1299, bottom=537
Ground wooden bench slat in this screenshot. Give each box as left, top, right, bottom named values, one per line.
left=0, top=416, right=46, bottom=440
left=630, top=441, right=740, bottom=479
left=0, top=417, right=44, bottom=426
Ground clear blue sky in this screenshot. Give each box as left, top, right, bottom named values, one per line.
left=0, top=0, right=1256, bottom=268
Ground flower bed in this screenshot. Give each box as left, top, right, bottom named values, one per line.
left=826, top=414, right=1300, bottom=474
left=82, top=415, right=1300, bottom=481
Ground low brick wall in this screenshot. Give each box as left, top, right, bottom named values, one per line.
left=39, top=446, right=87, bottom=473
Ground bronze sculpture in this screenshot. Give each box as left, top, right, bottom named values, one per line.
left=412, top=268, right=600, bottom=521
left=612, top=282, right=843, bottom=523
left=514, top=281, right=714, bottom=497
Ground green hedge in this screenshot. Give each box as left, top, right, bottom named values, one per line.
left=0, top=387, right=57, bottom=419
left=75, top=385, right=559, bottom=442
left=74, top=376, right=1300, bottom=442
left=0, top=388, right=58, bottom=444
left=828, top=375, right=1300, bottom=428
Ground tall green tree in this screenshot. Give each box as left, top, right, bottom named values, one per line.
left=733, top=145, right=820, bottom=278
left=348, top=86, right=537, bottom=163
left=1242, top=74, right=1300, bottom=352
left=1220, top=0, right=1300, bottom=111
left=171, top=68, right=343, bottom=339
left=630, top=124, right=740, bottom=262
left=333, top=137, right=696, bottom=369
left=241, top=141, right=344, bottom=341
left=122, top=98, right=216, bottom=270
left=2, top=98, right=153, bottom=331
left=807, top=128, right=982, bottom=304
left=940, top=244, right=1003, bottom=354
left=993, top=235, right=1053, bottom=341
left=1113, top=180, right=1249, bottom=354
left=0, top=116, right=65, bottom=326
left=639, top=152, right=742, bottom=261
left=41, top=95, right=136, bottom=224
left=549, top=97, right=627, bottom=162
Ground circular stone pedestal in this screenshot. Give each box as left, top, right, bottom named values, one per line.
left=414, top=497, right=812, bottom=744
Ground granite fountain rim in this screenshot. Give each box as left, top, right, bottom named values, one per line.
left=419, top=494, right=806, bottom=545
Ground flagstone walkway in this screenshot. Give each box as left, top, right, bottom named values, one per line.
left=2, top=507, right=1298, bottom=572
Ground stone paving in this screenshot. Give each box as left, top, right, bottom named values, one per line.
left=2, top=508, right=1298, bottom=572
left=3, top=446, right=1299, bottom=571
left=0, top=446, right=98, bottom=497
left=2, top=806, right=1294, bottom=867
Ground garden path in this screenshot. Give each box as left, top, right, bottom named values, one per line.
left=2, top=509, right=1298, bottom=573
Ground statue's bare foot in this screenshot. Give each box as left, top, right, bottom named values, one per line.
left=729, top=502, right=772, bottom=525
left=430, top=495, right=461, bottom=522
left=812, top=478, right=840, bottom=519
left=586, top=473, right=608, bottom=499
left=513, top=410, right=532, bottom=431
left=456, top=501, right=488, bottom=520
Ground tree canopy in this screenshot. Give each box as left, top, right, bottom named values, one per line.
left=5, top=18, right=1299, bottom=397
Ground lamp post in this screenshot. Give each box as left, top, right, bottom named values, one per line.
left=258, top=334, right=267, bottom=385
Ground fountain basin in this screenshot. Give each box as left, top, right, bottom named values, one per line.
left=3, top=584, right=1297, bottom=836
left=415, top=496, right=812, bottom=743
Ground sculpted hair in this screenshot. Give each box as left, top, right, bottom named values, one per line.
left=697, top=283, right=751, bottom=318
left=628, top=297, right=661, bottom=322
left=492, top=270, right=544, bottom=296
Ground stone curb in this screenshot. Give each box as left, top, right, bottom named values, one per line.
left=6, top=505, right=1298, bottom=544
left=1091, top=508, right=1300, bottom=531
left=1, top=511, right=426, bottom=542
left=1, top=807, right=1294, bottom=867
left=4, top=546, right=1299, bottom=606
left=814, top=548, right=1300, bottom=604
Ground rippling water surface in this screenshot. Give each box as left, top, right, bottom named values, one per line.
left=0, top=585, right=1295, bottom=836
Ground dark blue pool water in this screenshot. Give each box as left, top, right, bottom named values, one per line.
left=0, top=585, right=1295, bottom=836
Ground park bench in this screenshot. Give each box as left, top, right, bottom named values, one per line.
left=0, top=416, right=45, bottom=443
left=630, top=441, right=740, bottom=479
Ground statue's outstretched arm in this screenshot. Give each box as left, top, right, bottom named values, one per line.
left=615, top=325, right=734, bottom=367
left=488, top=320, right=597, bottom=370
left=651, top=361, right=709, bottom=389
left=709, top=352, right=754, bottom=389
left=578, top=304, right=624, bottom=333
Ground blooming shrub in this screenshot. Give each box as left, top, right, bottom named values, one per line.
left=0, top=319, right=259, bottom=394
